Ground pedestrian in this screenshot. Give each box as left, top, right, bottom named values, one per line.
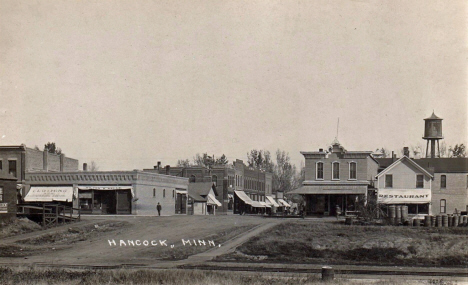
left=335, top=205, right=341, bottom=220
left=157, top=202, right=162, bottom=216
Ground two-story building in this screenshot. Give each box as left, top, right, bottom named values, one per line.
left=375, top=156, right=433, bottom=215
left=143, top=159, right=273, bottom=215
left=290, top=140, right=379, bottom=216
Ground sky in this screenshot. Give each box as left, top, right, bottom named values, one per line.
left=1, top=0, right=467, bottom=170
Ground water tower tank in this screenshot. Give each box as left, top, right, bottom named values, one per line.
left=423, top=112, right=443, bottom=139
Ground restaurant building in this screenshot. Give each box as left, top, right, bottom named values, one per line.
left=375, top=156, right=433, bottom=215
left=23, top=170, right=189, bottom=215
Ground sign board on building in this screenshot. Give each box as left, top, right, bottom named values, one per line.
left=377, top=189, right=431, bottom=204
left=0, top=203, right=8, bottom=213
left=24, top=186, right=74, bottom=202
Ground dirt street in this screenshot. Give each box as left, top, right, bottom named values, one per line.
left=0, top=215, right=273, bottom=266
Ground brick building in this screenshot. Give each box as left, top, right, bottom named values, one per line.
left=143, top=159, right=273, bottom=214
left=289, top=140, right=379, bottom=216
left=0, top=145, right=79, bottom=200
left=24, top=171, right=188, bottom=215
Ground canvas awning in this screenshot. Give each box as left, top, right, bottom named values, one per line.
left=25, top=186, right=74, bottom=202
left=234, top=190, right=253, bottom=205
left=175, top=189, right=187, bottom=194
left=78, top=186, right=134, bottom=197
left=207, top=193, right=222, bottom=207
left=260, top=201, right=271, bottom=208
left=266, top=196, right=280, bottom=207
left=278, top=198, right=291, bottom=207
left=377, top=189, right=431, bottom=204
left=251, top=201, right=265, bottom=208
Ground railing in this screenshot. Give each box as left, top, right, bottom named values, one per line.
left=17, top=203, right=81, bottom=227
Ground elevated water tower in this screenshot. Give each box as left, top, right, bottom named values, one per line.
left=422, top=111, right=443, bottom=158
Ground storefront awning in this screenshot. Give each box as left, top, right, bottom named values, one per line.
left=207, top=193, right=222, bottom=207
left=25, top=186, right=74, bottom=202
left=260, top=201, right=271, bottom=208
left=234, top=190, right=253, bottom=205
left=377, top=189, right=431, bottom=204
left=278, top=198, right=291, bottom=207
left=266, top=196, right=280, bottom=207
left=78, top=186, right=134, bottom=197
left=251, top=201, right=265, bottom=208
left=175, top=189, right=187, bottom=194
left=288, top=186, right=367, bottom=195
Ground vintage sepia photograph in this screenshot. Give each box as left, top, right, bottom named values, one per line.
left=1, top=0, right=467, bottom=284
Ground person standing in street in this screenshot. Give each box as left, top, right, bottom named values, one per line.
left=157, top=202, right=162, bottom=216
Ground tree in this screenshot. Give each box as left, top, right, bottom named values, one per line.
left=44, top=142, right=62, bottom=155
left=449, top=144, right=466, bottom=158
left=273, top=149, right=298, bottom=193
left=439, top=141, right=449, bottom=157
left=34, top=145, right=40, bottom=151
left=246, top=149, right=274, bottom=172
left=89, top=161, right=99, bottom=171
left=176, top=159, right=191, bottom=167
left=215, top=154, right=229, bottom=165
left=375, top=148, right=389, bottom=158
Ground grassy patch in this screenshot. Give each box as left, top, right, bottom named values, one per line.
left=0, top=266, right=442, bottom=285
left=217, top=221, right=468, bottom=267
left=0, top=218, right=42, bottom=239
left=15, top=222, right=127, bottom=246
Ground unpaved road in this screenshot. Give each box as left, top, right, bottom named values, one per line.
left=0, top=215, right=276, bottom=266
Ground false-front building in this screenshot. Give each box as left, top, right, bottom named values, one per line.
left=290, top=140, right=379, bottom=216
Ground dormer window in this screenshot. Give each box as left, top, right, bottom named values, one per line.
left=316, top=162, right=324, bottom=180
left=332, top=162, right=340, bottom=180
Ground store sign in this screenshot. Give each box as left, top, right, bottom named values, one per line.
left=24, top=187, right=74, bottom=202
left=377, top=189, right=431, bottom=204
left=0, top=203, right=8, bottom=213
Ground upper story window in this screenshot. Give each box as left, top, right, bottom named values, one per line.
left=0, top=187, right=3, bottom=202
left=173, top=190, right=175, bottom=198
left=416, top=175, right=424, bottom=188
left=163, top=189, right=166, bottom=198
left=440, top=199, right=446, bottom=214
left=349, top=162, right=357, bottom=180
left=153, top=188, right=156, bottom=197
left=332, top=162, right=340, bottom=180
left=0, top=160, right=2, bottom=171
left=316, top=162, right=324, bottom=180
left=212, top=175, right=217, bottom=186
left=189, top=175, right=196, bottom=183
left=8, top=160, right=17, bottom=178
left=466, top=175, right=468, bottom=189
left=385, top=174, right=393, bottom=188
left=441, top=175, right=446, bottom=189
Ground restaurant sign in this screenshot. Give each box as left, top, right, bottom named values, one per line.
left=377, top=189, right=431, bottom=204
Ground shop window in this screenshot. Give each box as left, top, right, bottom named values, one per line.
left=332, top=162, right=340, bottom=180
left=385, top=175, right=393, bottom=188
left=190, top=175, right=196, bottom=183
left=441, top=175, right=446, bottom=189
left=440, top=199, right=446, bottom=213
left=153, top=188, right=156, bottom=197
left=349, top=162, right=357, bottom=180
left=163, top=189, right=166, bottom=198
left=316, top=162, right=324, bottom=179
left=8, top=160, right=17, bottom=178
left=416, top=175, right=424, bottom=188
